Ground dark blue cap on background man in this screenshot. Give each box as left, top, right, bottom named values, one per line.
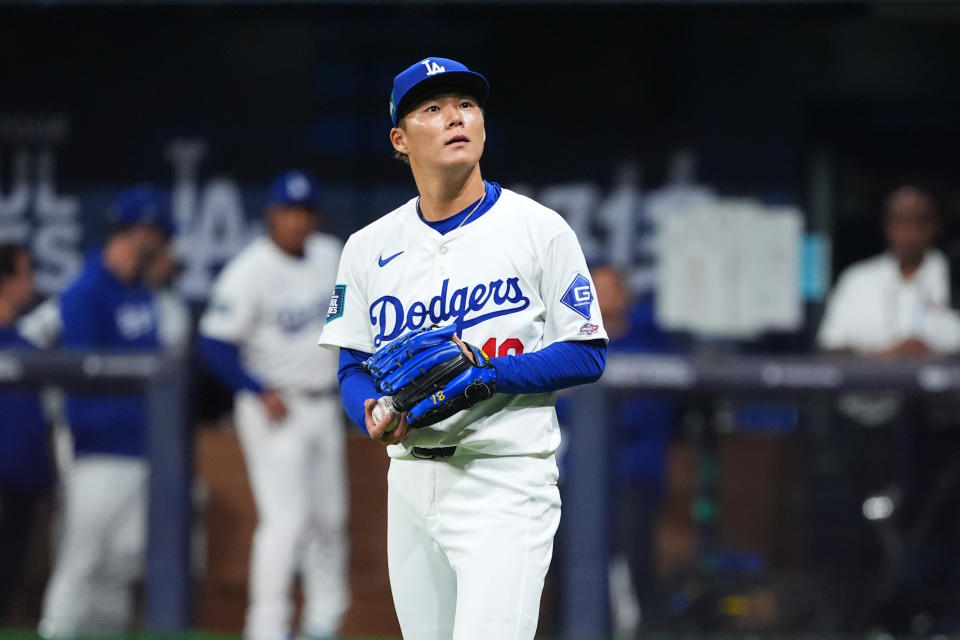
left=106, top=184, right=175, bottom=236
left=390, top=57, right=489, bottom=126
left=267, top=170, right=322, bottom=211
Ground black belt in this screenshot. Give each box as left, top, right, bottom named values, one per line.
left=411, top=446, right=457, bottom=460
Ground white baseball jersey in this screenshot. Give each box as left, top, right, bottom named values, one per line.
left=318, top=187, right=607, bottom=457
left=201, top=234, right=342, bottom=391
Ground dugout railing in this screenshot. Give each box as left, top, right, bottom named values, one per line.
left=561, top=353, right=960, bottom=639
left=0, top=350, right=191, bottom=633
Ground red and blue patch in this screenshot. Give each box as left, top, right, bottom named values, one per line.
left=579, top=322, right=599, bottom=336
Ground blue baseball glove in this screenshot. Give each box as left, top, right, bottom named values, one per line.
left=362, top=323, right=459, bottom=379
left=363, top=325, right=498, bottom=428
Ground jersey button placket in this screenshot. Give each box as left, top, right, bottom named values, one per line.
left=435, top=242, right=448, bottom=278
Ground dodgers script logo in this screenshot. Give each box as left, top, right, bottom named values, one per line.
left=277, top=299, right=328, bottom=334
left=115, top=303, right=156, bottom=341
left=369, top=277, right=530, bottom=346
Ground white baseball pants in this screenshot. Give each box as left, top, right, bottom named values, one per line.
left=39, top=455, right=148, bottom=638
left=387, top=453, right=561, bottom=640
left=235, top=391, right=349, bottom=640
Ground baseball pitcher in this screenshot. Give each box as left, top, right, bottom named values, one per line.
left=319, top=57, right=607, bottom=640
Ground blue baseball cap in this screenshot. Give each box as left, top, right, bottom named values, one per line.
left=266, top=170, right=322, bottom=210
left=389, top=57, right=489, bottom=126
left=106, top=185, right=174, bottom=236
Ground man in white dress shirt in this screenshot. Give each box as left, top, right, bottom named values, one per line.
left=817, top=185, right=960, bottom=630
left=819, top=185, right=960, bottom=356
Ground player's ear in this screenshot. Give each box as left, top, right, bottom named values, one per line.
left=390, top=127, right=408, bottom=155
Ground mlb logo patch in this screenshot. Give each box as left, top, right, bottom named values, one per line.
left=325, top=284, right=347, bottom=323
left=579, top=323, right=599, bottom=336
left=560, top=274, right=593, bottom=320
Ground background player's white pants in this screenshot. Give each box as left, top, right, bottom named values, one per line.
left=235, top=391, right=349, bottom=640
left=39, top=456, right=148, bottom=638
left=387, top=453, right=561, bottom=640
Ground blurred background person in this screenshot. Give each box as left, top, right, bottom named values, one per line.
left=18, top=208, right=186, bottom=488
left=38, top=185, right=170, bottom=639
left=19, top=212, right=183, bottom=354
left=591, top=263, right=679, bottom=638
left=0, top=243, right=56, bottom=625
left=816, top=185, right=960, bottom=631
left=198, top=171, right=347, bottom=640
left=818, top=185, right=960, bottom=357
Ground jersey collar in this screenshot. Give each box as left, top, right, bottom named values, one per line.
left=416, top=181, right=502, bottom=235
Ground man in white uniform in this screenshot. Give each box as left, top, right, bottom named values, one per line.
left=198, top=171, right=347, bottom=640
left=318, top=57, right=608, bottom=640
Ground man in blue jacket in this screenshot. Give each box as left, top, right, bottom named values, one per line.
left=0, top=243, right=56, bottom=624
left=39, top=186, right=171, bottom=639
left=556, top=264, right=677, bottom=636
left=592, top=265, right=676, bottom=634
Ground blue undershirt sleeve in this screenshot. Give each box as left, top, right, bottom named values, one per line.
left=198, top=336, right=265, bottom=395
left=491, top=339, right=606, bottom=395
left=338, top=347, right=377, bottom=434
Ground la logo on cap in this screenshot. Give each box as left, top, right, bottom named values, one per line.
left=286, top=174, right=310, bottom=199
left=421, top=59, right=446, bottom=76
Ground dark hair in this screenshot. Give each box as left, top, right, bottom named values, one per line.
left=882, top=184, right=940, bottom=221
left=0, top=243, right=26, bottom=283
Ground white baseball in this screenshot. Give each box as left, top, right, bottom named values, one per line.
left=372, top=395, right=399, bottom=432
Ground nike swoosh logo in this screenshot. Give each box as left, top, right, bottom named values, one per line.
left=378, top=251, right=404, bottom=267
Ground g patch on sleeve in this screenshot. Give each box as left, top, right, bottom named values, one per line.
left=325, top=284, right=347, bottom=323
left=560, top=274, right=594, bottom=320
